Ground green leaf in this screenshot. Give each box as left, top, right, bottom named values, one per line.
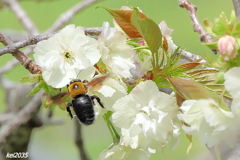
left=20, top=74, right=43, bottom=84
left=131, top=8, right=162, bottom=54
left=202, top=41, right=218, bottom=50
left=212, top=18, right=228, bottom=35
left=205, top=84, right=232, bottom=100
left=27, top=80, right=45, bottom=96
left=219, top=12, right=228, bottom=24
left=229, top=10, right=236, bottom=25
left=157, top=47, right=183, bottom=77
left=187, top=69, right=219, bottom=83
left=187, top=69, right=232, bottom=101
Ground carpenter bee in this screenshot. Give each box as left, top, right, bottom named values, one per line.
left=52, top=74, right=111, bottom=125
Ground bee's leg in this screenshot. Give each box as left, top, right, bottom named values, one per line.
left=90, top=95, right=104, bottom=108
left=66, top=102, right=74, bottom=119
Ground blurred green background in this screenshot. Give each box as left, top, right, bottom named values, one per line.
left=0, top=0, right=233, bottom=159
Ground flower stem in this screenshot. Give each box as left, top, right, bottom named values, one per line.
left=102, top=111, right=120, bottom=143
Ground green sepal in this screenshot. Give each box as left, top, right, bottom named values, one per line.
left=216, top=71, right=225, bottom=84
left=203, top=19, right=215, bottom=35
left=202, top=41, right=218, bottom=50
left=43, top=84, right=61, bottom=96
left=20, top=74, right=43, bottom=84
left=137, top=49, right=151, bottom=62
left=126, top=83, right=136, bottom=93
left=27, top=80, right=45, bottom=96
left=127, top=39, right=141, bottom=48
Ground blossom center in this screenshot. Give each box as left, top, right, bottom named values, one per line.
left=63, top=50, right=74, bottom=63
left=139, top=106, right=151, bottom=117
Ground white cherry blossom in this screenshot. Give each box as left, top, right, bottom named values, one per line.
left=33, top=24, right=101, bottom=88
left=98, top=22, right=135, bottom=78
left=98, top=144, right=150, bottom=160
left=178, top=99, right=238, bottom=148
left=224, top=67, right=240, bottom=116
left=89, top=77, right=128, bottom=118
left=112, top=80, right=180, bottom=152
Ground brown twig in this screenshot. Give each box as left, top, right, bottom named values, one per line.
left=232, top=0, right=240, bottom=18
left=0, top=33, right=42, bottom=74
left=74, top=119, right=90, bottom=160
left=0, top=29, right=28, bottom=42
left=45, top=0, right=102, bottom=34
left=172, top=43, right=204, bottom=62
left=0, top=112, right=64, bottom=125
left=0, top=46, right=34, bottom=75
left=4, top=0, right=39, bottom=36
left=0, top=26, right=202, bottom=76
left=178, top=0, right=214, bottom=44
left=0, top=27, right=102, bottom=56
left=83, top=27, right=102, bottom=36
left=0, top=32, right=55, bottom=56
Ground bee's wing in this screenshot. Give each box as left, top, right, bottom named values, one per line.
left=87, top=74, right=113, bottom=91
left=50, top=91, right=70, bottom=101
left=46, top=91, right=72, bottom=110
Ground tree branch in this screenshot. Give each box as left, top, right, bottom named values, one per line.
left=0, top=113, right=64, bottom=126
left=0, top=27, right=102, bottom=56
left=0, top=46, right=34, bottom=75
left=74, top=119, right=90, bottom=160
left=0, top=92, right=43, bottom=145
left=46, top=0, right=102, bottom=34
left=172, top=44, right=204, bottom=62
left=0, top=27, right=199, bottom=62
left=4, top=0, right=39, bottom=36
left=0, top=33, right=42, bottom=74
left=0, top=26, right=202, bottom=77
left=0, top=32, right=54, bottom=56
left=0, top=29, right=28, bottom=42
left=232, top=0, right=240, bottom=18
left=178, top=0, right=214, bottom=44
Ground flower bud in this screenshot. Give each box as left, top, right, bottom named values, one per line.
left=218, top=35, right=238, bottom=61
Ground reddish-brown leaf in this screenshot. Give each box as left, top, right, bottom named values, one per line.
left=168, top=77, right=209, bottom=100
left=176, top=93, right=186, bottom=107
left=179, top=60, right=204, bottom=70
left=98, top=6, right=147, bottom=38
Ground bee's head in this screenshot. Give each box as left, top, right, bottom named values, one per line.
left=67, top=79, right=87, bottom=98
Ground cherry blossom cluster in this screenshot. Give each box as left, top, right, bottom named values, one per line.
left=32, top=7, right=240, bottom=160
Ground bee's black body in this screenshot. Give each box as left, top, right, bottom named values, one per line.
left=72, top=94, right=95, bottom=125
left=66, top=79, right=104, bottom=125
